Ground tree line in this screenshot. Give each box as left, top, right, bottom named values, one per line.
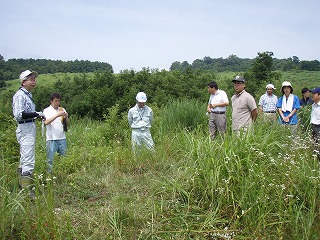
left=0, top=52, right=281, bottom=121
left=170, top=53, right=320, bottom=72
left=0, top=54, right=113, bottom=83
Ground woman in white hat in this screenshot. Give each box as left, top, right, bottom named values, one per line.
left=276, top=81, right=301, bottom=134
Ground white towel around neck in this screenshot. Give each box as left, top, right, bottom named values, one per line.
left=281, top=94, right=294, bottom=112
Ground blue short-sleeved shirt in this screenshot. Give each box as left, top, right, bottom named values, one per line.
left=276, top=94, right=300, bottom=125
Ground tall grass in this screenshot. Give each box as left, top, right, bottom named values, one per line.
left=1, top=98, right=320, bottom=239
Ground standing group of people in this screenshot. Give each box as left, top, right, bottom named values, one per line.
left=12, top=70, right=320, bottom=198
left=12, top=70, right=155, bottom=198
left=207, top=75, right=258, bottom=138
left=207, top=75, right=320, bottom=156
left=12, top=70, right=69, bottom=198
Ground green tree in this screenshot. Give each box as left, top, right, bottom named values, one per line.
left=245, top=51, right=275, bottom=97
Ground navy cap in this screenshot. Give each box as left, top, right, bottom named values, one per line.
left=311, top=87, right=320, bottom=94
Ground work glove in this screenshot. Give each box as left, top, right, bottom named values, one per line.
left=36, top=111, right=46, bottom=120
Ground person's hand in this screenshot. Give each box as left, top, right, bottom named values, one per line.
left=57, top=110, right=65, bottom=117
left=36, top=111, right=46, bottom=120
left=283, top=116, right=290, bottom=123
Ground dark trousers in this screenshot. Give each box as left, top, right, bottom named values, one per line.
left=312, top=124, right=320, bottom=159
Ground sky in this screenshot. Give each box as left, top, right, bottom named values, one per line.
left=0, top=0, right=319, bottom=73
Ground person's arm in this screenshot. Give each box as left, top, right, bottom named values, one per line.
left=251, top=108, right=258, bottom=121
left=287, top=109, right=297, bottom=120
left=128, top=111, right=133, bottom=126
left=22, top=111, right=40, bottom=119
left=60, top=107, right=69, bottom=124
left=258, top=106, right=263, bottom=115
left=210, top=102, right=229, bottom=108
left=44, top=110, right=64, bottom=125
left=149, top=109, right=153, bottom=125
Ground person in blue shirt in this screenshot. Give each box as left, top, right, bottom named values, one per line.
left=276, top=81, right=300, bottom=135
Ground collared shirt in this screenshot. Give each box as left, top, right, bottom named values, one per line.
left=258, top=93, right=278, bottom=112
left=43, top=105, right=66, bottom=140
left=231, top=90, right=257, bottom=130
left=208, top=89, right=229, bottom=112
left=128, top=104, right=153, bottom=129
left=12, top=87, right=36, bottom=122
left=311, top=102, right=320, bottom=125
left=300, top=97, right=313, bottom=106
left=276, top=95, right=300, bottom=125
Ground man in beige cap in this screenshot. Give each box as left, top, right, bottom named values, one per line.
left=258, top=83, right=278, bottom=122
left=231, top=76, right=258, bottom=137
left=12, top=70, right=45, bottom=198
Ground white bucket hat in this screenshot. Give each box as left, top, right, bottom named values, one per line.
left=281, top=81, right=292, bottom=88
left=281, top=81, right=293, bottom=92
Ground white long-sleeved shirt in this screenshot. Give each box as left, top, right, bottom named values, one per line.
left=128, top=104, right=153, bottom=129
left=311, top=102, right=320, bottom=125
left=12, top=87, right=36, bottom=121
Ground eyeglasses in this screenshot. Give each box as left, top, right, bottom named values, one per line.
left=27, top=75, right=37, bottom=82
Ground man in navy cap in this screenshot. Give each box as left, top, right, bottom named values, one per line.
left=310, top=87, right=320, bottom=159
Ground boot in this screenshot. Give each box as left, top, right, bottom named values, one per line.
left=19, top=175, right=36, bottom=200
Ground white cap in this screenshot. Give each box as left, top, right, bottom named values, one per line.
left=136, top=92, right=147, bottom=102
left=19, top=70, right=38, bottom=82
left=266, top=83, right=276, bottom=90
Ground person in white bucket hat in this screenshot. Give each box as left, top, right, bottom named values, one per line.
left=276, top=81, right=300, bottom=135
left=128, top=92, right=155, bottom=153
left=12, top=70, right=46, bottom=199
left=258, top=83, right=278, bottom=122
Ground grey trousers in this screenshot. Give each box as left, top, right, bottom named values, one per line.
left=16, top=122, right=36, bottom=175
left=209, top=113, right=226, bottom=139
left=131, top=128, right=154, bottom=152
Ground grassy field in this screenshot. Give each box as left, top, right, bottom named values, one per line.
left=5, top=70, right=320, bottom=93
left=4, top=72, right=95, bottom=92
left=1, top=96, right=320, bottom=239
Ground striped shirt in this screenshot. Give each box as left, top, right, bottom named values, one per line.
left=12, top=87, right=36, bottom=122
left=258, top=93, right=278, bottom=112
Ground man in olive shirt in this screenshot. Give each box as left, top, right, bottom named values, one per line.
left=231, top=76, right=258, bottom=136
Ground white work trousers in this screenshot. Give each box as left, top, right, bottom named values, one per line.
left=131, top=128, right=154, bottom=152
left=16, top=122, right=36, bottom=175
